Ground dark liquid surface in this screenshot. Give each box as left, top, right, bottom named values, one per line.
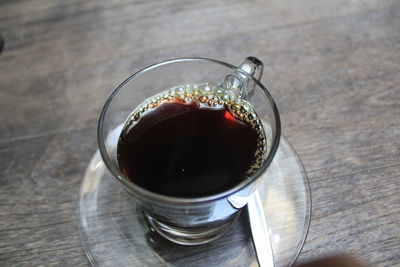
left=117, top=101, right=260, bottom=197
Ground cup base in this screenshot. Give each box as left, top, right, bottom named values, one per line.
left=142, top=210, right=241, bottom=246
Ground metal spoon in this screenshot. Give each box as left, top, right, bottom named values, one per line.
left=247, top=189, right=275, bottom=267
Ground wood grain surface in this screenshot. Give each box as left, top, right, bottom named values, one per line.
left=1, top=0, right=399, bottom=266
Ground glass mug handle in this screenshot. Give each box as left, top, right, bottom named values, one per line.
left=221, top=57, right=264, bottom=100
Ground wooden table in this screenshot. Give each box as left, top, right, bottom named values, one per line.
left=1, top=0, right=399, bottom=266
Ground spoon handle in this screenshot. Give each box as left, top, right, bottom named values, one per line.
left=247, top=190, right=275, bottom=267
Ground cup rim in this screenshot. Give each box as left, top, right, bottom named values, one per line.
left=98, top=57, right=281, bottom=205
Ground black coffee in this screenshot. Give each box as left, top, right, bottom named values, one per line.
left=117, top=84, right=266, bottom=197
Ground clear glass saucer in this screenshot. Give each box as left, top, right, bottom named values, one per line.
left=79, top=137, right=311, bottom=267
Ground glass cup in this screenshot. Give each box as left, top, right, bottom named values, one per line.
left=98, top=57, right=281, bottom=245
